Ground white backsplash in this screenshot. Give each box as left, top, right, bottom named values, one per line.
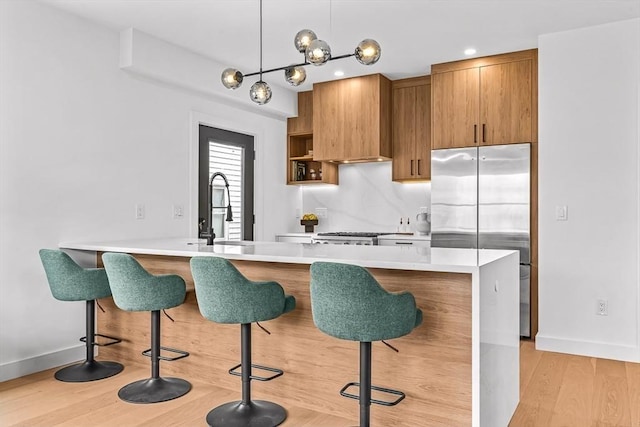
left=299, top=162, right=431, bottom=233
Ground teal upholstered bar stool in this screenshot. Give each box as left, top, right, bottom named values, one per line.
left=102, top=252, right=191, bottom=404
left=39, top=249, right=124, bottom=382
left=310, top=262, right=423, bottom=427
left=190, top=256, right=296, bottom=427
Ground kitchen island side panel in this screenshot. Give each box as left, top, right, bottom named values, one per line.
left=96, top=253, right=472, bottom=427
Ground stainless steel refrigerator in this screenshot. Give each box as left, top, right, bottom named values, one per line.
left=431, top=143, right=531, bottom=337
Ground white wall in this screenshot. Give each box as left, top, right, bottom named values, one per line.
left=537, top=18, right=640, bottom=361
left=0, top=0, right=296, bottom=381
left=299, top=162, right=431, bottom=233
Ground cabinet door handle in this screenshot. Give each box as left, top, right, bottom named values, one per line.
left=410, top=159, right=414, bottom=176
left=474, top=124, right=477, bottom=143
left=482, top=124, right=486, bottom=143
left=417, top=159, right=421, bottom=175
left=395, top=241, right=413, bottom=245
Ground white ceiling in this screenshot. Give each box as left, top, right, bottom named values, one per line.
left=40, top=0, right=640, bottom=91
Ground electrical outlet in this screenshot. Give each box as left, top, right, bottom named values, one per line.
left=315, top=207, right=328, bottom=218
left=555, top=205, right=568, bottom=221
left=135, top=204, right=145, bottom=220
left=295, top=208, right=301, bottom=219
left=597, top=299, right=608, bottom=316
left=173, top=204, right=184, bottom=219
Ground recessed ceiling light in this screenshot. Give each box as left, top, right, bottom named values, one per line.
left=334, top=70, right=345, bottom=77
left=464, top=48, right=477, bottom=56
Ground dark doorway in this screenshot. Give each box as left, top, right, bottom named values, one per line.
left=199, top=124, right=255, bottom=241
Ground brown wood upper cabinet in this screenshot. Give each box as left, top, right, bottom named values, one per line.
left=431, top=49, right=537, bottom=149
left=392, top=76, right=431, bottom=181
left=287, top=90, right=313, bottom=135
left=287, top=91, right=338, bottom=185
left=312, top=74, right=392, bottom=162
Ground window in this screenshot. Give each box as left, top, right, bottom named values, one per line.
left=199, top=125, right=254, bottom=241
left=209, top=142, right=242, bottom=240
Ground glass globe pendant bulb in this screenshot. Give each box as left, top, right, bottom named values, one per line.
left=284, top=66, right=307, bottom=86
left=306, top=39, right=331, bottom=66
left=355, top=39, right=381, bottom=65
left=221, top=68, right=243, bottom=89
left=294, top=29, right=317, bottom=53
left=249, top=80, right=272, bottom=105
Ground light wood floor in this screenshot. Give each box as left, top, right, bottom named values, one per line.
left=510, top=341, right=640, bottom=427
left=1, top=341, right=639, bottom=426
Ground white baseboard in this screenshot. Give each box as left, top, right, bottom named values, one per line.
left=0, top=344, right=85, bottom=382
left=535, top=334, right=640, bottom=362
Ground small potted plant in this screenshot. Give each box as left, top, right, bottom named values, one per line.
left=300, top=213, right=319, bottom=232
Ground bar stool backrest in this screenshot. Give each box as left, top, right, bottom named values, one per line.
left=39, top=249, right=111, bottom=302
left=190, top=256, right=290, bottom=324
left=102, top=252, right=185, bottom=312
left=310, top=261, right=422, bottom=342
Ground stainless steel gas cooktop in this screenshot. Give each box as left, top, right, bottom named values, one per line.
left=312, top=232, right=393, bottom=245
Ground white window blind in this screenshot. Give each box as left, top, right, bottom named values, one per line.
left=209, top=141, right=243, bottom=241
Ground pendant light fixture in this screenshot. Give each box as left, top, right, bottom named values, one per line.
left=221, top=0, right=381, bottom=105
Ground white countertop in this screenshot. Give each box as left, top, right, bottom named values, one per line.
left=274, top=232, right=315, bottom=238
left=60, top=238, right=515, bottom=274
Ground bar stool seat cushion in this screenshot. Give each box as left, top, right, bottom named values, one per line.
left=39, top=249, right=112, bottom=302
left=191, top=256, right=295, bottom=324
left=102, top=253, right=185, bottom=312
left=310, top=262, right=423, bottom=342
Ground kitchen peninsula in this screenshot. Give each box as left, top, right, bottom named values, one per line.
left=59, top=238, right=520, bottom=427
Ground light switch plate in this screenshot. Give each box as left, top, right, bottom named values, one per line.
left=135, top=204, right=145, bottom=220
left=173, top=204, right=184, bottom=219
left=555, top=205, right=568, bottom=221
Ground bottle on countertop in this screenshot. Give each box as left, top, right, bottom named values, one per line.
left=397, top=218, right=403, bottom=233
left=406, top=217, right=411, bottom=233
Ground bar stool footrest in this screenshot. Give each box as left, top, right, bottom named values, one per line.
left=228, top=363, right=283, bottom=381
left=339, top=381, right=406, bottom=406
left=141, top=346, right=189, bottom=361
left=80, top=333, right=122, bottom=347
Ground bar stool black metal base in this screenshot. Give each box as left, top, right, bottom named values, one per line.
left=54, top=360, right=124, bottom=382
left=206, top=400, right=286, bottom=427
left=118, top=377, right=191, bottom=404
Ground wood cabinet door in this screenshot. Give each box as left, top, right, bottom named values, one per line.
left=313, top=79, right=344, bottom=161
left=415, top=82, right=431, bottom=179
left=287, top=91, right=313, bottom=135
left=313, top=74, right=390, bottom=161
left=479, top=59, right=532, bottom=145
left=431, top=68, right=479, bottom=149
left=392, top=86, right=416, bottom=181
left=341, top=74, right=389, bottom=160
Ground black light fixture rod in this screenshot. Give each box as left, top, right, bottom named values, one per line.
left=243, top=53, right=355, bottom=78
left=259, top=0, right=263, bottom=80
left=327, top=53, right=357, bottom=61
left=244, top=62, right=307, bottom=77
